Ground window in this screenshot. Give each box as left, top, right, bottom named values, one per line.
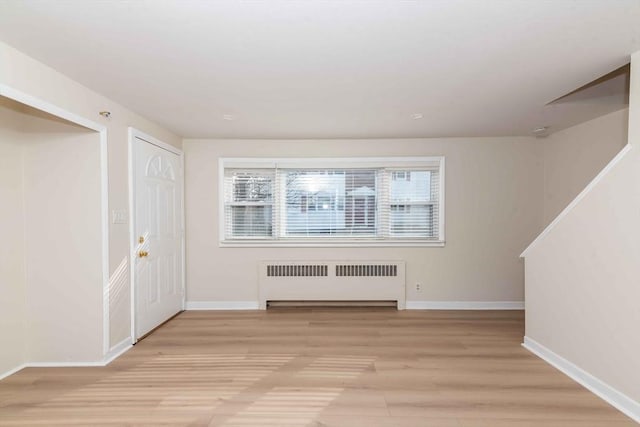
left=389, top=170, right=434, bottom=237
left=223, top=170, right=274, bottom=238
left=285, top=169, right=376, bottom=237
left=220, top=157, right=444, bottom=246
left=392, top=171, right=410, bottom=182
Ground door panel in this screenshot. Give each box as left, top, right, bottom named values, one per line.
left=134, top=137, right=183, bottom=339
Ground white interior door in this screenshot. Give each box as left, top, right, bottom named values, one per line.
left=133, top=136, right=183, bottom=340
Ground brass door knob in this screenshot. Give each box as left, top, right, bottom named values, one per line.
left=138, top=250, right=149, bottom=258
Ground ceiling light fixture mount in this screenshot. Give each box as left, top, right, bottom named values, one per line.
left=532, top=126, right=550, bottom=138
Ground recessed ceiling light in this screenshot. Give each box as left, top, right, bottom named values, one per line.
left=411, top=113, right=423, bottom=120
left=222, top=114, right=236, bottom=121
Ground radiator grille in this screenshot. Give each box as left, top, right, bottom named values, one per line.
left=336, top=264, right=397, bottom=277
left=259, top=260, right=406, bottom=309
left=266, top=264, right=328, bottom=277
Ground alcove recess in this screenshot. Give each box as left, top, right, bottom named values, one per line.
left=0, top=95, right=103, bottom=374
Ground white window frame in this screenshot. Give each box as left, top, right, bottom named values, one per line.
left=219, top=157, right=445, bottom=247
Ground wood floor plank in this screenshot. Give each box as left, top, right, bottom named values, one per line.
left=0, top=309, right=634, bottom=426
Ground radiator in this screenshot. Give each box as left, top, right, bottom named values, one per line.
left=258, top=261, right=406, bottom=310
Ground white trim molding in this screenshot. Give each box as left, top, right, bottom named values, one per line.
left=186, top=301, right=260, bottom=310
left=103, top=337, right=133, bottom=365
left=523, top=336, right=640, bottom=423
left=220, top=240, right=445, bottom=248
left=406, top=301, right=524, bottom=310
left=127, top=128, right=136, bottom=343
left=0, top=84, right=107, bottom=133
left=521, top=143, right=633, bottom=258
left=129, top=127, right=182, bottom=155
left=0, top=364, right=27, bottom=381
left=185, top=301, right=525, bottom=311
left=99, top=129, right=110, bottom=356
left=0, top=338, right=133, bottom=381
left=24, top=361, right=108, bottom=368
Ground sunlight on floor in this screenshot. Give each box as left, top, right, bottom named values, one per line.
left=17, top=353, right=377, bottom=425
left=297, top=356, right=376, bottom=380
left=220, top=387, right=344, bottom=426
left=26, top=354, right=295, bottom=423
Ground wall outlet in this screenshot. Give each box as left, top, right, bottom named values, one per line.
left=415, top=283, right=422, bottom=292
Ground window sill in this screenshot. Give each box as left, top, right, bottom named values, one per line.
left=219, top=240, right=445, bottom=248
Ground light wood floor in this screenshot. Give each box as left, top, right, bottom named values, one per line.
left=0, top=309, right=634, bottom=426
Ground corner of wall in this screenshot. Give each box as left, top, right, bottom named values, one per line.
left=522, top=50, right=640, bottom=415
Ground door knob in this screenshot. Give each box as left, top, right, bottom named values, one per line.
left=138, top=250, right=149, bottom=258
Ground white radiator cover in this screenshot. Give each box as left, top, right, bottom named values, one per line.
left=258, top=260, right=406, bottom=310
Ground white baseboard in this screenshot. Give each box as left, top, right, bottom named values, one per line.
left=0, top=337, right=134, bottom=381
left=26, top=361, right=106, bottom=368
left=0, top=363, right=27, bottom=381
left=103, top=337, right=133, bottom=365
left=523, top=336, right=640, bottom=423
left=186, top=300, right=524, bottom=311
left=185, top=301, right=260, bottom=310
left=406, top=301, right=524, bottom=310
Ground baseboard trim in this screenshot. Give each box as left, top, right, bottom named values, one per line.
left=26, top=361, right=106, bottom=368
left=185, top=301, right=260, bottom=310
left=523, top=336, right=640, bottom=423
left=103, top=337, right=133, bottom=365
left=0, top=337, right=134, bottom=381
left=187, top=301, right=524, bottom=310
left=406, top=301, right=524, bottom=310
left=0, top=363, right=27, bottom=381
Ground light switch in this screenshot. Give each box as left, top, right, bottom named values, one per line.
left=112, top=210, right=128, bottom=224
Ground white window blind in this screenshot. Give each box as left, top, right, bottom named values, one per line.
left=220, top=157, right=444, bottom=246
left=283, top=169, right=378, bottom=237
left=223, top=169, right=274, bottom=238
left=385, top=169, right=440, bottom=238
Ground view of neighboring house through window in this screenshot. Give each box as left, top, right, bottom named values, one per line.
left=390, top=170, right=434, bottom=237
left=224, top=170, right=274, bottom=237
left=221, top=157, right=444, bottom=246
left=285, top=170, right=377, bottom=236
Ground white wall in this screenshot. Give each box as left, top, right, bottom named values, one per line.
left=523, top=52, right=640, bottom=415
left=184, top=137, right=544, bottom=305
left=0, top=97, right=104, bottom=371
left=543, top=108, right=628, bottom=225
left=0, top=99, right=26, bottom=376
left=0, top=41, right=181, bottom=352
left=22, top=120, right=102, bottom=363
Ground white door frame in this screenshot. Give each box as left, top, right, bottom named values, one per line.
left=128, top=127, right=185, bottom=343
left=0, top=84, right=111, bottom=357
